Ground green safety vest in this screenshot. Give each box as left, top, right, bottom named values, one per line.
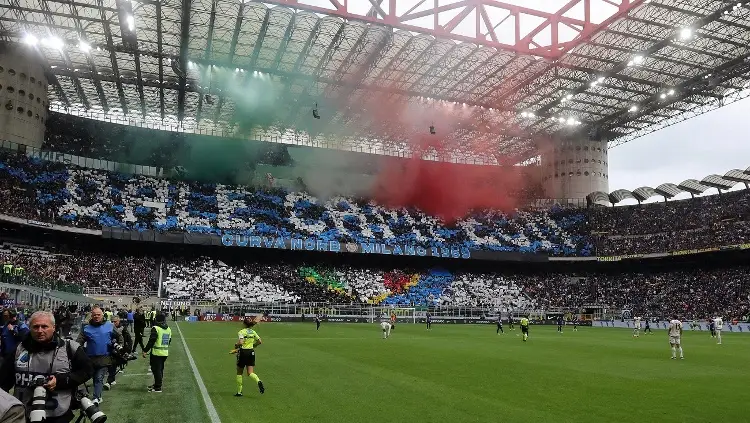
left=2, top=264, right=12, bottom=274
left=12, top=267, right=23, bottom=276
left=152, top=326, right=171, bottom=357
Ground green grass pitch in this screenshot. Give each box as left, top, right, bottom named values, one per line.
left=102, top=323, right=749, bottom=423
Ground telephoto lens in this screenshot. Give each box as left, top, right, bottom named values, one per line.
left=79, top=396, right=107, bottom=423
left=29, top=375, right=49, bottom=422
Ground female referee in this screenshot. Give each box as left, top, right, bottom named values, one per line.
left=233, top=316, right=265, bottom=397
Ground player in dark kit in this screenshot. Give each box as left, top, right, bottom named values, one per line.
left=315, top=314, right=321, bottom=331
left=557, top=316, right=564, bottom=333
left=496, top=315, right=504, bottom=334
left=644, top=319, right=652, bottom=334
left=426, top=313, right=432, bottom=330
left=508, top=317, right=515, bottom=330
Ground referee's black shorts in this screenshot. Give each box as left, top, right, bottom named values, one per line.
left=236, top=349, right=256, bottom=367
left=521, top=326, right=529, bottom=334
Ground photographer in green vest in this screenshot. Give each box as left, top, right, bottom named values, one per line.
left=141, top=313, right=171, bottom=393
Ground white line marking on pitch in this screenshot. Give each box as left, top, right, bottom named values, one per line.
left=175, top=322, right=222, bottom=423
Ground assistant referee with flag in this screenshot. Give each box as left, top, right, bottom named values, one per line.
left=142, top=313, right=171, bottom=393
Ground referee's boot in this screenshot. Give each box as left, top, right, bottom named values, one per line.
left=258, top=380, right=265, bottom=394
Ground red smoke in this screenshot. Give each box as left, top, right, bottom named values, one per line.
left=327, top=90, right=532, bottom=222
left=371, top=134, right=526, bottom=223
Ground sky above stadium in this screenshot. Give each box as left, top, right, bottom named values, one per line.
left=608, top=96, right=750, bottom=201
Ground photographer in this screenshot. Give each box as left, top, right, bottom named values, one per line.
left=76, top=308, right=122, bottom=404
left=0, top=311, right=93, bottom=423
left=53, top=306, right=73, bottom=339
left=0, top=389, right=24, bottom=423
left=1, top=310, right=30, bottom=360
left=104, top=317, right=132, bottom=390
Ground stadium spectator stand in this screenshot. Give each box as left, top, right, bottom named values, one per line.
left=590, top=189, right=750, bottom=256
left=3, top=147, right=750, bottom=257
left=0, top=240, right=157, bottom=293
left=525, top=266, right=750, bottom=321
left=163, top=256, right=538, bottom=308
left=1, top=230, right=747, bottom=320
left=161, top=256, right=749, bottom=320
left=0, top=150, right=590, bottom=256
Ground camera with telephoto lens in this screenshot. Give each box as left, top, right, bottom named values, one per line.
left=76, top=391, right=107, bottom=423
left=28, top=375, right=49, bottom=422
left=111, top=342, right=137, bottom=363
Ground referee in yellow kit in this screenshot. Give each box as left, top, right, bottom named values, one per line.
left=234, top=316, right=265, bottom=397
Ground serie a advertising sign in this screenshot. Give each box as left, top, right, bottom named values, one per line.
left=220, top=234, right=472, bottom=259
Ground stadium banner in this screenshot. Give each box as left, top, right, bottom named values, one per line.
left=26, top=219, right=52, bottom=228
left=102, top=228, right=547, bottom=262
left=592, top=320, right=750, bottom=333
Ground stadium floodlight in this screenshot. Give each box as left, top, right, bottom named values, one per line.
left=521, top=112, right=529, bottom=118
left=42, top=36, right=64, bottom=50
left=633, top=55, right=644, bottom=65
left=558, top=117, right=566, bottom=123
left=566, top=94, right=573, bottom=100
left=528, top=112, right=536, bottom=118
left=597, top=76, right=605, bottom=83
left=566, top=118, right=576, bottom=126
left=23, top=34, right=38, bottom=46
left=629, top=105, right=639, bottom=112
left=79, top=41, right=91, bottom=53
left=660, top=93, right=667, bottom=99
left=126, top=15, right=135, bottom=32
left=667, top=89, right=675, bottom=96
left=679, top=28, right=693, bottom=40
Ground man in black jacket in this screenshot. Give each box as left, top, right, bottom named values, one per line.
left=0, top=311, right=93, bottom=423
left=132, top=308, right=147, bottom=353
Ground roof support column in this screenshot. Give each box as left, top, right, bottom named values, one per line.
left=541, top=137, right=609, bottom=201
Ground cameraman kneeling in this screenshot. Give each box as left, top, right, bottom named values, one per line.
left=0, top=311, right=93, bottom=423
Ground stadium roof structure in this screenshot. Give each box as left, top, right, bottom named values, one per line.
left=2, top=0, right=750, bottom=165
left=587, top=167, right=750, bottom=205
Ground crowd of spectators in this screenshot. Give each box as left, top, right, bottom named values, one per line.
left=162, top=256, right=538, bottom=307
left=4, top=144, right=750, bottom=258
left=161, top=256, right=749, bottom=320
left=590, top=189, right=750, bottom=255
left=165, top=258, right=351, bottom=303
left=0, top=150, right=590, bottom=256
left=525, top=266, right=750, bottom=320
left=0, top=241, right=157, bottom=292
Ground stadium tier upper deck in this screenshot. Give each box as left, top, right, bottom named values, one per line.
left=0, top=150, right=590, bottom=256
left=2, top=148, right=749, bottom=257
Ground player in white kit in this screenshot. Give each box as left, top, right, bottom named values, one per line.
left=668, top=316, right=684, bottom=360
left=379, top=313, right=392, bottom=339
left=633, top=317, right=642, bottom=337
left=713, top=317, right=723, bottom=344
